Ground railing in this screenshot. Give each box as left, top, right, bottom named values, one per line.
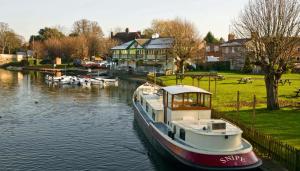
left=211, top=110, right=300, bottom=171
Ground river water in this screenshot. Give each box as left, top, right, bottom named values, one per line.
left=0, top=69, right=188, bottom=171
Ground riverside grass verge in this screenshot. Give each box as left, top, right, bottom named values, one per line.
left=155, top=72, right=300, bottom=149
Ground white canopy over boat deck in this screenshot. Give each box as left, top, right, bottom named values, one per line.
left=162, top=85, right=212, bottom=95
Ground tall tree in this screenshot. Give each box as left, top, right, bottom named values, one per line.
left=6, top=31, right=23, bottom=54
left=204, top=32, right=219, bottom=44
left=0, top=22, right=11, bottom=53
left=0, top=23, right=23, bottom=54
left=72, top=19, right=104, bottom=58
left=29, top=27, right=65, bottom=43
left=72, top=19, right=104, bottom=38
left=143, top=28, right=155, bottom=38
left=151, top=18, right=203, bottom=73
left=234, top=0, right=300, bottom=110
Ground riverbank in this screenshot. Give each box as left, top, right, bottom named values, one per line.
left=1, top=64, right=109, bottom=74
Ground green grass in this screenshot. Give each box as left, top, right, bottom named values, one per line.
left=158, top=71, right=300, bottom=148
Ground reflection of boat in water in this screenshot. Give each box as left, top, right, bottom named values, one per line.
left=6, top=66, right=23, bottom=71
left=103, top=78, right=118, bottom=87
left=132, top=83, right=262, bottom=170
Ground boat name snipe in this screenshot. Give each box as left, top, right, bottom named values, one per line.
left=220, top=155, right=246, bottom=164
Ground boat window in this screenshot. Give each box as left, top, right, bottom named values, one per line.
left=203, top=94, right=211, bottom=108
left=167, top=93, right=172, bottom=108
left=170, top=92, right=211, bottom=110
left=146, top=103, right=149, bottom=112
left=184, top=93, right=198, bottom=107
left=152, top=112, right=155, bottom=121
left=173, top=94, right=184, bottom=108
left=141, top=98, right=143, bottom=106
left=173, top=126, right=177, bottom=134
left=179, top=128, right=185, bottom=141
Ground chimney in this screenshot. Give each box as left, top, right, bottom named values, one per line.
left=125, top=28, right=129, bottom=33
left=228, top=33, right=235, bottom=41
left=111, top=32, right=114, bottom=38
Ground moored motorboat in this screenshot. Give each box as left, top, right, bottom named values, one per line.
left=91, top=78, right=103, bottom=85
left=132, top=83, right=262, bottom=170
left=79, top=78, right=91, bottom=87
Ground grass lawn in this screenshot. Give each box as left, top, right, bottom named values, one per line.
left=158, top=72, right=300, bottom=148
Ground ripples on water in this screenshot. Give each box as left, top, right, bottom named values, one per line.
left=0, top=70, right=189, bottom=171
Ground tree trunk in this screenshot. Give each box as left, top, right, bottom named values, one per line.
left=176, top=60, right=185, bottom=74
left=264, top=73, right=280, bottom=110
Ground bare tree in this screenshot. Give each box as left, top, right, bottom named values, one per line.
left=44, top=38, right=62, bottom=59
left=6, top=31, right=23, bottom=54
left=151, top=18, right=203, bottom=73
left=234, top=0, right=300, bottom=110
left=33, top=41, right=46, bottom=59
left=100, top=38, right=119, bottom=58
left=0, top=22, right=11, bottom=53
left=72, top=19, right=104, bottom=38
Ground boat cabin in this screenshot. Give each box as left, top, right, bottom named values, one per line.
left=161, top=85, right=212, bottom=125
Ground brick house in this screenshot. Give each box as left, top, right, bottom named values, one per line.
left=220, top=34, right=251, bottom=70
left=111, top=28, right=144, bottom=44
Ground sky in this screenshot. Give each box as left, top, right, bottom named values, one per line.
left=0, top=0, right=248, bottom=41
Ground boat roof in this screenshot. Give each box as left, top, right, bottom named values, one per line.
left=162, top=85, right=212, bottom=95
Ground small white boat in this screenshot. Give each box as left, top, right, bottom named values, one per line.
left=79, top=78, right=91, bottom=87
left=91, top=78, right=103, bottom=85
left=70, top=76, right=80, bottom=85
left=58, top=76, right=72, bottom=84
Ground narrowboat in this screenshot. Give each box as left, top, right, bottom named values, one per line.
left=132, top=83, right=262, bottom=170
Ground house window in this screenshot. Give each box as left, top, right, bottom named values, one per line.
left=214, top=46, right=219, bottom=52
left=232, top=47, right=235, bottom=53
left=173, top=126, right=177, bottom=134
left=225, top=47, right=229, bottom=53
left=180, top=128, right=185, bottom=141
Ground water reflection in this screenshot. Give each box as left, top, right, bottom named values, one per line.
left=0, top=69, right=191, bottom=171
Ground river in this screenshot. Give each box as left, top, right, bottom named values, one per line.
left=0, top=69, right=189, bottom=171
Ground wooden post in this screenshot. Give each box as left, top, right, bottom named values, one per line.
left=208, top=76, right=211, bottom=91
left=237, top=91, right=240, bottom=123
left=176, top=74, right=178, bottom=85
left=296, top=150, right=300, bottom=171
left=197, top=77, right=200, bottom=88
left=214, top=78, right=217, bottom=96
left=252, top=94, right=256, bottom=128
left=192, top=77, right=195, bottom=86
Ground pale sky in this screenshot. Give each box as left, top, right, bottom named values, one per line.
left=0, top=0, right=248, bottom=41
